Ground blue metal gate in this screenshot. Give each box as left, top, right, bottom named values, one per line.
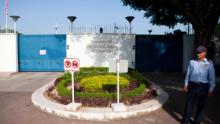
left=18, top=35, right=66, bottom=71
left=135, top=35, right=183, bottom=72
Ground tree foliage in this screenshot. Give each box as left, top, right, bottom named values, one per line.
left=122, top=0, right=220, bottom=46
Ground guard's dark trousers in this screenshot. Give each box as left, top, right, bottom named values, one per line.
left=182, top=82, right=210, bottom=124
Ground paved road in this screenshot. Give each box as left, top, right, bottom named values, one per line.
left=144, top=73, right=220, bottom=124
left=0, top=72, right=219, bottom=124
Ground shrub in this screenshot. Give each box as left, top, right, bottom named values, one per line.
left=59, top=72, right=71, bottom=79
left=75, top=84, right=145, bottom=99
left=55, top=67, right=149, bottom=103
left=56, top=79, right=147, bottom=105
left=80, top=75, right=129, bottom=92
left=129, top=70, right=148, bottom=85
left=74, top=67, right=109, bottom=81
left=129, top=80, right=138, bottom=90
left=56, top=78, right=71, bottom=98
left=76, top=91, right=116, bottom=100
left=79, top=67, right=108, bottom=73
left=123, top=84, right=145, bottom=99
left=60, top=67, right=132, bottom=83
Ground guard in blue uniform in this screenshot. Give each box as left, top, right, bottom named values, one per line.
left=182, top=46, right=216, bottom=124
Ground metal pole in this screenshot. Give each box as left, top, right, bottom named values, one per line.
left=129, top=22, right=132, bottom=34
left=117, top=42, right=120, bottom=104
left=5, top=0, right=8, bottom=33
left=6, top=14, right=8, bottom=33
left=117, top=59, right=120, bottom=104
left=71, top=71, right=75, bottom=103
left=71, top=22, right=73, bottom=33
left=14, top=21, right=16, bottom=33
left=114, top=23, right=116, bottom=34
left=55, top=29, right=58, bottom=34
left=55, top=23, right=58, bottom=34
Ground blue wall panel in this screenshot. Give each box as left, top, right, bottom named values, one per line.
left=18, top=35, right=66, bottom=71
left=135, top=35, right=183, bottom=72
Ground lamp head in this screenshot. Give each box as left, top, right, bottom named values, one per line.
left=10, top=15, right=20, bottom=22
left=67, top=16, right=77, bottom=23
left=125, top=16, right=135, bottom=23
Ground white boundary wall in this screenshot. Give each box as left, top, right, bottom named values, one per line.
left=0, top=34, right=18, bottom=72
left=67, top=33, right=135, bottom=68
left=0, top=33, right=192, bottom=72
left=183, top=34, right=195, bottom=72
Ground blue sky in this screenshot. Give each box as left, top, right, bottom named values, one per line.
left=0, top=0, right=187, bottom=34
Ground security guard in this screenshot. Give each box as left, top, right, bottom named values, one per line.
left=182, top=46, right=216, bottom=124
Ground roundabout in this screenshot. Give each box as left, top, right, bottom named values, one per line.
left=31, top=69, right=169, bottom=121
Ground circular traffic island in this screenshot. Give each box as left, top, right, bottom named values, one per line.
left=32, top=67, right=169, bottom=120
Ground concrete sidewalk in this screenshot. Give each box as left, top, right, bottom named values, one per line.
left=0, top=72, right=13, bottom=78
left=0, top=72, right=62, bottom=92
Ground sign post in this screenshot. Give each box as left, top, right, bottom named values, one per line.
left=109, top=48, right=128, bottom=112
left=71, top=71, right=74, bottom=103
left=64, top=58, right=81, bottom=111
left=117, top=59, right=120, bottom=104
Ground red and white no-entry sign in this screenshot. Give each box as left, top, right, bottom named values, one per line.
left=64, top=58, right=80, bottom=71
left=64, top=58, right=80, bottom=104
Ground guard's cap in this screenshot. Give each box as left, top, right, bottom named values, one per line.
left=196, top=46, right=207, bottom=53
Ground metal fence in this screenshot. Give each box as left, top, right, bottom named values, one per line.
left=1, top=25, right=131, bottom=34
left=69, top=24, right=131, bottom=34
left=0, top=29, right=15, bottom=34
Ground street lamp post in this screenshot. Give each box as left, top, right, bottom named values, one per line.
left=67, top=16, right=77, bottom=33
left=55, top=23, right=58, bottom=34
left=10, top=15, right=20, bottom=34
left=125, top=16, right=135, bottom=34
left=148, top=29, right=152, bottom=34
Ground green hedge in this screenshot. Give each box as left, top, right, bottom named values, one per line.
left=123, top=84, right=145, bottom=98
left=56, top=78, right=145, bottom=100
left=75, top=91, right=116, bottom=100
left=129, top=70, right=148, bottom=85
left=80, top=75, right=129, bottom=92
left=56, top=78, right=71, bottom=98
left=61, top=67, right=132, bottom=82
left=75, top=83, right=145, bottom=99
left=56, top=67, right=147, bottom=100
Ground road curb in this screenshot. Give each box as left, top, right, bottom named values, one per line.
left=31, top=80, right=169, bottom=121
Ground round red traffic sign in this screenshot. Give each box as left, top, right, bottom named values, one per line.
left=65, top=60, right=71, bottom=68
left=72, top=61, right=79, bottom=68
